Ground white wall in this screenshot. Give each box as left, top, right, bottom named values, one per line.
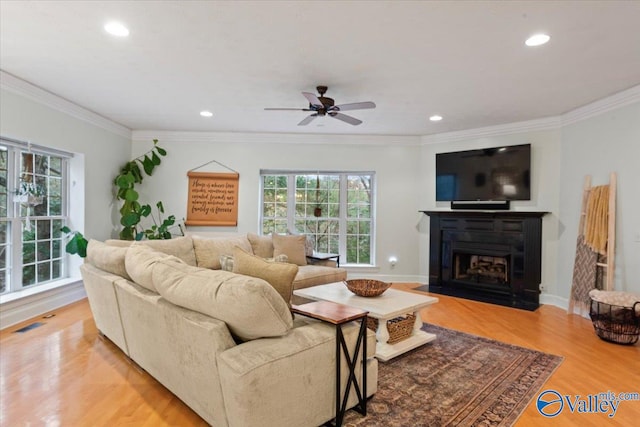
left=131, top=131, right=422, bottom=281
left=0, top=78, right=132, bottom=328
left=418, top=130, right=562, bottom=296
left=0, top=88, right=132, bottom=241
left=558, top=102, right=640, bottom=297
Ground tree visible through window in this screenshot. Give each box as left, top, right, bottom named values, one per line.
left=260, top=171, right=375, bottom=265
left=0, top=140, right=69, bottom=295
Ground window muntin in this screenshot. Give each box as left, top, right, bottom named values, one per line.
left=260, top=171, right=375, bottom=266
left=0, top=142, right=68, bottom=295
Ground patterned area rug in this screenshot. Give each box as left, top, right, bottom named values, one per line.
left=343, top=324, right=563, bottom=427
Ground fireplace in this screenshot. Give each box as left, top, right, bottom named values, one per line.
left=421, top=211, right=546, bottom=310
left=454, top=254, right=509, bottom=284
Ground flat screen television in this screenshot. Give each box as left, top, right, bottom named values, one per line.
left=436, top=143, right=531, bottom=201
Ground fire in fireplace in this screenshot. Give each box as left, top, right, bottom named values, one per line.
left=454, top=254, right=509, bottom=284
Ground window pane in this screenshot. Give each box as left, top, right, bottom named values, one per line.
left=23, top=242, right=35, bottom=263
left=52, top=260, right=61, bottom=278
left=38, top=241, right=51, bottom=261
left=52, top=239, right=61, bottom=258
left=37, top=220, right=51, bottom=240
left=263, top=203, right=275, bottom=217
left=52, top=219, right=63, bottom=238
left=37, top=262, right=51, bottom=283
left=263, top=188, right=275, bottom=202
left=49, top=157, right=62, bottom=177
left=23, top=264, right=36, bottom=286
left=0, top=194, right=6, bottom=218
left=49, top=197, right=62, bottom=215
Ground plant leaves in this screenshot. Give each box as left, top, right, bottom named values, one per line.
left=139, top=204, right=151, bottom=217
left=121, top=212, right=140, bottom=227
left=120, top=227, right=134, bottom=240
left=116, top=175, right=130, bottom=189
left=60, top=226, right=71, bottom=234
left=131, top=164, right=143, bottom=183
left=156, top=201, right=164, bottom=214
left=143, top=156, right=154, bottom=175
left=156, top=147, right=167, bottom=156
left=151, top=151, right=161, bottom=166
left=124, top=189, right=139, bottom=201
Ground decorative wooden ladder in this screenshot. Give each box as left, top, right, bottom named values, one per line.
left=568, top=173, right=617, bottom=313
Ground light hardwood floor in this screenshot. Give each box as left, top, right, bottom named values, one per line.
left=1, top=285, right=638, bottom=426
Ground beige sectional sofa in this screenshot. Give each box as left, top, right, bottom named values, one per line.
left=80, top=234, right=376, bottom=427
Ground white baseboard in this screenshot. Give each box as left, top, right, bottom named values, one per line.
left=0, top=280, right=86, bottom=330
left=540, top=292, right=569, bottom=310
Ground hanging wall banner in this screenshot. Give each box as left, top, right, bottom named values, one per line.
left=186, top=172, right=239, bottom=226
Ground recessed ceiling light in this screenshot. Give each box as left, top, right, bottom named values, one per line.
left=200, top=111, right=213, bottom=117
left=104, top=21, right=129, bottom=37
left=525, top=33, right=550, bottom=47
left=429, top=115, right=443, bottom=122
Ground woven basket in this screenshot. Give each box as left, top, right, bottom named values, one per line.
left=344, top=279, right=391, bottom=297
left=367, top=314, right=416, bottom=344
left=589, top=299, right=640, bottom=345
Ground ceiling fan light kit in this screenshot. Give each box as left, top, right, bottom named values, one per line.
left=265, top=85, right=376, bottom=126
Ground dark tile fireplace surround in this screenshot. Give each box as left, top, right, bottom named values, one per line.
left=420, top=211, right=546, bottom=311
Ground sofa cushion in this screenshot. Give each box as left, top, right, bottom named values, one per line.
left=247, top=232, right=273, bottom=258
left=232, top=247, right=298, bottom=305
left=105, top=236, right=197, bottom=266
left=293, top=265, right=348, bottom=290
left=272, top=233, right=307, bottom=266
left=193, top=235, right=252, bottom=270
left=86, top=239, right=132, bottom=281
left=153, top=260, right=293, bottom=341
left=287, top=229, right=315, bottom=256
left=125, top=245, right=185, bottom=292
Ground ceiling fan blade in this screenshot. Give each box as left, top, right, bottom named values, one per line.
left=302, top=92, right=324, bottom=108
left=332, top=101, right=376, bottom=112
left=330, top=112, right=362, bottom=126
left=264, top=108, right=313, bottom=111
left=298, top=114, right=318, bottom=126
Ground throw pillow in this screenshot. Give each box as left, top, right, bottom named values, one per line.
left=247, top=232, right=274, bottom=258
left=126, top=244, right=185, bottom=292
left=86, top=239, right=132, bottom=281
left=192, top=235, right=252, bottom=269
left=219, top=254, right=235, bottom=271
left=272, top=233, right=308, bottom=266
left=152, top=259, right=293, bottom=341
left=287, top=228, right=315, bottom=256
left=232, top=247, right=298, bottom=305
left=138, top=236, right=197, bottom=266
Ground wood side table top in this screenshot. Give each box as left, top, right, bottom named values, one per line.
left=291, top=301, right=368, bottom=325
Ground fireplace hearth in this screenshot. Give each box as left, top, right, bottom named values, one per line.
left=421, top=211, right=546, bottom=310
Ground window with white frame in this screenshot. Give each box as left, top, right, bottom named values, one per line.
left=0, top=138, right=70, bottom=295
left=260, top=171, right=375, bottom=265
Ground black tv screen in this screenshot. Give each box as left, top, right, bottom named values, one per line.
left=436, top=144, right=531, bottom=201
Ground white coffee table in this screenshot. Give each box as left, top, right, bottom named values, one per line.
left=294, top=282, right=439, bottom=361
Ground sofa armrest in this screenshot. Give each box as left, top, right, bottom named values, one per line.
left=218, top=318, right=377, bottom=427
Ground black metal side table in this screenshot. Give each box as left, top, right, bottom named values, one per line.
left=307, top=252, right=341, bottom=267
left=291, top=301, right=368, bottom=427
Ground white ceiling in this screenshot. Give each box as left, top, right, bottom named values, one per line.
left=2, top=1, right=640, bottom=136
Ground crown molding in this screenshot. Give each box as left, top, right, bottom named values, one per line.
left=422, top=84, right=640, bottom=145
left=0, top=70, right=131, bottom=139
left=421, top=116, right=562, bottom=145
left=132, top=130, right=421, bottom=146
left=561, top=84, right=640, bottom=126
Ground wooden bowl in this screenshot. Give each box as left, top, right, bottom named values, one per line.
left=344, top=279, right=391, bottom=297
